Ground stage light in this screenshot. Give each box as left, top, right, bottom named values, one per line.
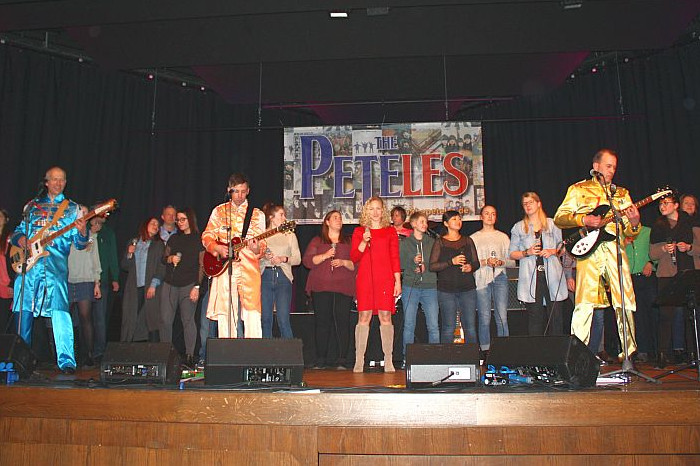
left=561, top=0, right=583, bottom=10
left=570, top=73, right=575, bottom=79
left=200, top=86, right=206, bottom=92
left=181, top=82, right=187, bottom=87
left=0, top=38, right=6, bottom=45
left=591, top=67, right=598, bottom=73
left=329, top=11, right=348, bottom=18
left=78, top=57, right=84, bottom=63
left=147, top=73, right=154, bottom=80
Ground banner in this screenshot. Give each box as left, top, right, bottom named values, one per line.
left=283, top=122, right=484, bottom=224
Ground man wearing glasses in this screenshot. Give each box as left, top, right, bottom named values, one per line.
left=554, top=149, right=641, bottom=361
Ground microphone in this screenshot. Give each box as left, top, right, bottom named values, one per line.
left=36, top=179, right=47, bottom=197
left=225, top=188, right=233, bottom=201
left=426, top=228, right=439, bottom=238
left=667, top=239, right=677, bottom=265
left=365, top=227, right=371, bottom=247
left=330, top=243, right=337, bottom=272
left=534, top=230, right=542, bottom=254
left=127, top=238, right=137, bottom=259
left=590, top=169, right=603, bottom=178
left=490, top=250, right=497, bottom=273
left=173, top=252, right=182, bottom=268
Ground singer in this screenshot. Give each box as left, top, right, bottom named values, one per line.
left=351, top=197, right=401, bottom=373
left=554, top=149, right=641, bottom=359
left=159, top=208, right=204, bottom=366
left=303, top=210, right=355, bottom=369
left=510, top=193, right=568, bottom=336
left=429, top=210, right=480, bottom=345
left=121, top=217, right=165, bottom=343
left=471, top=205, right=514, bottom=353
left=649, top=193, right=699, bottom=367
left=202, top=173, right=265, bottom=338
left=10, top=167, right=88, bottom=374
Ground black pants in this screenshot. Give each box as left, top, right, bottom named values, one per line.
left=312, top=291, right=353, bottom=366
left=524, top=271, right=564, bottom=336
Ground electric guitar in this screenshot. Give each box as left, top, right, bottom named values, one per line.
left=562, top=188, right=671, bottom=259
left=203, top=220, right=296, bottom=277
left=10, top=199, right=118, bottom=274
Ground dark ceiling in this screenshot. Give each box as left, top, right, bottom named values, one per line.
left=1, top=0, right=699, bottom=124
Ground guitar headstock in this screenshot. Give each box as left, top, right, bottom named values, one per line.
left=651, top=186, right=674, bottom=202
left=93, top=199, right=118, bottom=217
left=279, top=221, right=296, bottom=233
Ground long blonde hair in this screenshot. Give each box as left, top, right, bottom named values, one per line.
left=521, top=192, right=549, bottom=233
left=359, top=196, right=391, bottom=228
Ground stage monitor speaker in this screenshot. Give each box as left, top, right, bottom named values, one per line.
left=205, top=338, right=304, bottom=386
left=405, top=343, right=480, bottom=388
left=486, top=335, right=599, bottom=388
left=100, top=342, right=181, bottom=385
left=0, top=334, right=37, bottom=380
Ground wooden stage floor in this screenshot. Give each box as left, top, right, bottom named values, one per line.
left=1, top=361, right=699, bottom=465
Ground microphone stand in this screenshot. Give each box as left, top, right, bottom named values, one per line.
left=225, top=193, right=238, bottom=338
left=13, top=186, right=45, bottom=341
left=598, top=176, right=659, bottom=384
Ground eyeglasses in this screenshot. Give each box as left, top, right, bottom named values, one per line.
left=659, top=201, right=675, bottom=206
left=176, top=217, right=188, bottom=222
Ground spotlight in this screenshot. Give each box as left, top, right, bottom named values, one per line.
left=147, top=73, right=154, bottom=80
left=78, top=57, right=84, bottom=63
left=570, top=73, right=575, bottom=79
left=0, top=38, right=6, bottom=45
left=181, top=82, right=187, bottom=87
left=591, top=67, right=597, bottom=73
left=560, top=0, right=583, bottom=10
left=329, top=11, right=348, bottom=18
left=200, top=86, right=206, bottom=92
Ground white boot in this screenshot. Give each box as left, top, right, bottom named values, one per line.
left=353, top=324, right=369, bottom=373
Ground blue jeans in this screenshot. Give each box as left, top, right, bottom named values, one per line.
left=401, top=285, right=439, bottom=356
left=198, top=288, right=217, bottom=361
left=438, top=289, right=477, bottom=344
left=261, top=267, right=293, bottom=339
left=475, top=272, right=509, bottom=350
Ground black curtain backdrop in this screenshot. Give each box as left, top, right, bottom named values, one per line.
left=1, top=41, right=699, bottom=314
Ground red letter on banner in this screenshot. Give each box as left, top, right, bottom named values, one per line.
left=422, top=153, right=443, bottom=196
left=443, top=152, right=468, bottom=196
left=402, top=154, right=421, bottom=196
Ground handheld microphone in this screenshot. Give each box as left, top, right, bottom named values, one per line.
left=490, top=250, right=497, bottom=273
left=590, top=169, right=603, bottom=178
left=365, top=227, right=371, bottom=246
left=173, top=252, right=182, bottom=268
left=330, top=243, right=337, bottom=272
left=426, top=228, right=439, bottom=238
left=609, top=184, right=617, bottom=195
left=667, top=239, right=677, bottom=265
left=127, top=238, right=137, bottom=259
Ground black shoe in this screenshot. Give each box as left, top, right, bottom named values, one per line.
left=654, top=353, right=668, bottom=370
left=635, top=352, right=649, bottom=363
left=61, top=366, right=76, bottom=375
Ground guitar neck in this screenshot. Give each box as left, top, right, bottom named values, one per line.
left=40, top=211, right=98, bottom=246
left=599, top=194, right=656, bottom=228
left=235, top=224, right=289, bottom=250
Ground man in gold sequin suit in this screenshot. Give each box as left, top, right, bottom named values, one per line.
left=554, top=149, right=641, bottom=359
left=202, top=173, right=265, bottom=338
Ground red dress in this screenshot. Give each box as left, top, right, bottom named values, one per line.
left=351, top=226, right=401, bottom=314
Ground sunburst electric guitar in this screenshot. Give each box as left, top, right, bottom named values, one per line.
left=203, top=220, right=296, bottom=277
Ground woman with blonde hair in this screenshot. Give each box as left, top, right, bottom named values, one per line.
left=509, top=192, right=567, bottom=336
left=350, top=197, right=401, bottom=372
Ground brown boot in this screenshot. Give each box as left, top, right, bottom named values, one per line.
left=380, top=325, right=395, bottom=373
left=353, top=324, right=369, bottom=373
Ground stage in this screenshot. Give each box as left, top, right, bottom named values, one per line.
left=0, top=362, right=698, bottom=465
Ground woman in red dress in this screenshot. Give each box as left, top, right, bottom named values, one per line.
left=351, top=197, right=401, bottom=372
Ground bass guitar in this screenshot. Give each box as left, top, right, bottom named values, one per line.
left=563, top=188, right=671, bottom=259
left=10, top=199, right=118, bottom=274
left=203, top=220, right=296, bottom=277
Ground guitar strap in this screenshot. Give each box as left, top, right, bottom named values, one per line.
left=33, top=199, right=70, bottom=239
left=240, top=205, right=254, bottom=240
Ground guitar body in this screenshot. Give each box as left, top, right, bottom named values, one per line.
left=9, top=238, right=49, bottom=274
left=202, top=237, right=244, bottom=277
